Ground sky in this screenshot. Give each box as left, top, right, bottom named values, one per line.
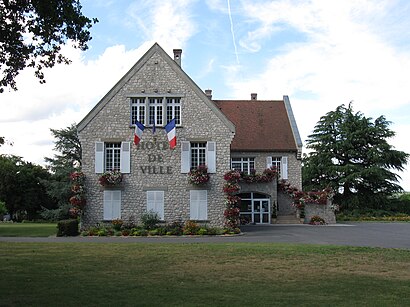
left=1, top=0, right=410, bottom=191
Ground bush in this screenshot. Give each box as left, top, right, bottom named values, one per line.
left=39, top=204, right=71, bottom=221
left=141, top=210, right=160, bottom=230
left=309, top=215, right=326, bottom=225
left=183, top=220, right=200, bottom=235
left=57, top=219, right=79, bottom=236
left=165, top=221, right=184, bottom=236
left=0, top=200, right=7, bottom=215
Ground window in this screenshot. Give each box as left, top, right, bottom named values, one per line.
left=267, top=156, right=288, bottom=180
left=191, top=142, right=206, bottom=168
left=190, top=190, right=207, bottom=220
left=103, top=190, right=121, bottom=220
left=95, top=142, right=130, bottom=174
left=105, top=143, right=121, bottom=171
left=231, top=157, right=255, bottom=174
left=147, top=191, right=164, bottom=220
left=181, top=141, right=216, bottom=173
left=130, top=96, right=181, bottom=127
left=166, top=98, right=181, bottom=125
left=149, top=98, right=163, bottom=126
left=131, top=98, right=146, bottom=125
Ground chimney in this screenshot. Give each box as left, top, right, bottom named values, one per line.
left=205, top=89, right=212, bottom=99
left=251, top=93, right=257, bottom=100
left=173, top=49, right=182, bottom=66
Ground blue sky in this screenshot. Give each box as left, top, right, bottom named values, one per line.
left=1, top=0, right=410, bottom=190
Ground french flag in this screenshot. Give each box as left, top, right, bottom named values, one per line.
left=134, top=120, right=145, bottom=146
left=164, top=118, right=177, bottom=149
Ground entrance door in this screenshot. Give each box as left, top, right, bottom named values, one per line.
left=238, top=192, right=271, bottom=224
left=253, top=199, right=270, bottom=224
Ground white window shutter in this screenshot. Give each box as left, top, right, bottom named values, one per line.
left=147, top=191, right=164, bottom=220
left=120, top=142, right=131, bottom=173
left=206, top=142, right=216, bottom=173
left=112, top=190, right=121, bottom=219
left=103, top=190, right=121, bottom=220
left=190, top=190, right=207, bottom=220
left=281, top=156, right=288, bottom=180
left=181, top=141, right=190, bottom=173
left=95, top=142, right=104, bottom=173
left=266, top=156, right=273, bottom=168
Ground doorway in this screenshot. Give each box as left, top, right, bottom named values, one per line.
left=238, top=192, right=271, bottom=224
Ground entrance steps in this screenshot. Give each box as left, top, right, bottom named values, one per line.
left=275, top=215, right=302, bottom=224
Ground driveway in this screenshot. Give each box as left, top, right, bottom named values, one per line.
left=1, top=222, right=409, bottom=249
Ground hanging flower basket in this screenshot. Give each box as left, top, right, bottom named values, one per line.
left=188, top=165, right=210, bottom=185
left=99, top=170, right=123, bottom=186
left=69, top=195, right=86, bottom=209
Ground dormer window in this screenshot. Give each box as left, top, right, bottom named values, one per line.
left=130, top=96, right=181, bottom=127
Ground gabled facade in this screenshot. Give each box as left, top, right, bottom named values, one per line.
left=78, top=43, right=302, bottom=227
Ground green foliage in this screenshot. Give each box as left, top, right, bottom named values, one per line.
left=43, top=124, right=82, bottom=219
left=0, top=155, right=54, bottom=220
left=56, top=219, right=79, bottom=237
left=303, top=103, right=409, bottom=210
left=0, top=200, right=7, bottom=215
left=183, top=220, right=200, bottom=235
left=39, top=203, right=71, bottom=221
left=140, top=210, right=160, bottom=230
left=0, top=0, right=98, bottom=93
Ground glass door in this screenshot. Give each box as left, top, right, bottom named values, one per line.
left=253, top=199, right=270, bottom=224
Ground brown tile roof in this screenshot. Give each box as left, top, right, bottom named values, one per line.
left=213, top=100, right=297, bottom=152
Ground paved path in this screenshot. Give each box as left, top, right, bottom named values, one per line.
left=1, top=222, right=409, bottom=249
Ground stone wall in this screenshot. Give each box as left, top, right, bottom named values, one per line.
left=79, top=50, right=234, bottom=228
left=303, top=200, right=336, bottom=224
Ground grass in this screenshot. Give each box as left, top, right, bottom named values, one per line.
left=1, top=242, right=409, bottom=306
left=0, top=223, right=57, bottom=237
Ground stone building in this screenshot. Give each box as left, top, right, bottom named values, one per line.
left=78, top=43, right=303, bottom=227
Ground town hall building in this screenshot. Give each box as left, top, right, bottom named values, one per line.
left=78, top=43, right=302, bottom=227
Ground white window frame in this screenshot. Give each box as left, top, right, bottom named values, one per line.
left=267, top=156, right=288, bottom=180
left=190, top=142, right=206, bottom=168
left=146, top=191, right=164, bottom=220
left=166, top=97, right=181, bottom=125
left=231, top=157, right=255, bottom=174
left=103, top=190, right=121, bottom=220
left=131, top=97, right=146, bottom=125
left=190, top=190, right=207, bottom=220
left=95, top=141, right=131, bottom=174
left=148, top=97, right=163, bottom=127
left=181, top=141, right=216, bottom=173
left=105, top=143, right=121, bottom=172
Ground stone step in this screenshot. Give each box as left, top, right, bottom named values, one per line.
left=276, top=215, right=302, bottom=224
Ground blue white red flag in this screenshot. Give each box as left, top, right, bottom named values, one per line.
left=164, top=118, right=176, bottom=149
left=134, top=120, right=145, bottom=145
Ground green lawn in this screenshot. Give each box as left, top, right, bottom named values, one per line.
left=1, top=242, right=409, bottom=306
left=0, top=223, right=57, bottom=237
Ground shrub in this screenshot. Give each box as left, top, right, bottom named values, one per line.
left=309, top=215, right=326, bottom=225
left=111, top=219, right=123, bottom=231
left=183, top=220, right=200, bottom=235
left=141, top=210, right=160, bottom=230
left=57, top=219, right=79, bottom=236
left=198, top=228, right=208, bottom=235
left=0, top=200, right=7, bottom=215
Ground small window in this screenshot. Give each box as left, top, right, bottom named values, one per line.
left=191, top=142, right=206, bottom=168
left=105, top=143, right=121, bottom=171
left=231, top=157, right=255, bottom=174
left=131, top=98, right=146, bottom=125
left=148, top=98, right=163, bottom=126
left=190, top=190, right=207, bottom=220
left=271, top=157, right=281, bottom=171
left=166, top=98, right=181, bottom=125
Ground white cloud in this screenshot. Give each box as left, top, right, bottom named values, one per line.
left=126, top=0, right=197, bottom=52
left=0, top=43, right=150, bottom=165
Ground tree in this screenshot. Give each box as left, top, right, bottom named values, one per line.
left=303, top=103, right=409, bottom=209
left=0, top=0, right=98, bottom=93
left=0, top=155, right=54, bottom=220
left=42, top=124, right=81, bottom=219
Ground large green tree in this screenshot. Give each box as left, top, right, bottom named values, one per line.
left=303, top=103, right=409, bottom=209
left=0, top=155, right=54, bottom=220
left=0, top=0, right=98, bottom=93
left=42, top=124, right=81, bottom=219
